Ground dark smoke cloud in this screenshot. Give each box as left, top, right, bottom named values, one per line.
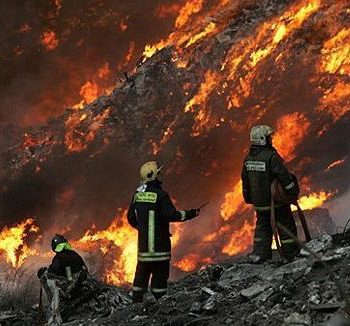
left=0, top=0, right=349, bottom=279
left=0, top=0, right=183, bottom=126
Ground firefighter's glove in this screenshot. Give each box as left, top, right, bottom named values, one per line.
left=37, top=267, right=47, bottom=279
left=187, top=209, right=200, bottom=220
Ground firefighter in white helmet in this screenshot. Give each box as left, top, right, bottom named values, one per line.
left=241, top=125, right=300, bottom=261
left=127, top=161, right=200, bottom=303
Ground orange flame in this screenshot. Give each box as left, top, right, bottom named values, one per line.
left=175, top=0, right=204, bottom=29
left=222, top=220, right=255, bottom=256
left=220, top=181, right=246, bottom=221
left=184, top=70, right=221, bottom=136
left=274, top=112, right=311, bottom=162
left=79, top=81, right=99, bottom=105
left=78, top=210, right=137, bottom=284
left=293, top=191, right=332, bottom=211
left=319, top=28, right=350, bottom=75
left=174, top=253, right=199, bottom=272
left=222, top=0, right=321, bottom=106
left=185, top=22, right=216, bottom=48
left=0, top=218, right=39, bottom=268
left=317, top=82, right=350, bottom=122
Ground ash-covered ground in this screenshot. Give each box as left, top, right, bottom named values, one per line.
left=1, top=220, right=350, bottom=326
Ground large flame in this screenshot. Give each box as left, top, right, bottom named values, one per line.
left=293, top=192, right=332, bottom=211
left=77, top=210, right=137, bottom=284
left=274, top=113, right=311, bottom=162
left=222, top=220, right=255, bottom=256
left=0, top=218, right=39, bottom=268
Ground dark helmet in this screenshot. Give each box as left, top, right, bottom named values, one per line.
left=51, top=234, right=68, bottom=252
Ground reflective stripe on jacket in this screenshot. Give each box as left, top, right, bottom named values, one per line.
left=127, top=180, right=193, bottom=262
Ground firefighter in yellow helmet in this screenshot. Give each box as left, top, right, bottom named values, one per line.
left=241, top=125, right=300, bottom=261
left=127, top=161, right=200, bottom=303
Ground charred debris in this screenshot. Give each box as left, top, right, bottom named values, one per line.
left=1, top=228, right=350, bottom=326
left=0, top=0, right=350, bottom=325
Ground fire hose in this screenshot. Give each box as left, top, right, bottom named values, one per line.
left=270, top=179, right=312, bottom=258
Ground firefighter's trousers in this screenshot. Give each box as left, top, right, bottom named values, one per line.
left=132, top=260, right=170, bottom=303
left=254, top=205, right=299, bottom=260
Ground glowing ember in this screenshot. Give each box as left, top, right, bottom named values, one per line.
left=120, top=19, right=128, bottom=32
left=65, top=108, right=111, bottom=152
left=125, top=42, right=136, bottom=64
left=0, top=218, right=39, bottom=268
left=41, top=30, right=59, bottom=50
left=98, top=63, right=111, bottom=79
left=325, top=159, right=345, bottom=172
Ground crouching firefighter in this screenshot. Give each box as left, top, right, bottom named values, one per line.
left=37, top=235, right=89, bottom=322
left=241, top=125, right=300, bottom=261
left=127, top=161, right=200, bottom=303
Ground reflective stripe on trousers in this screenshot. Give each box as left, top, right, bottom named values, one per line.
left=65, top=266, right=73, bottom=281
left=148, top=210, right=155, bottom=253
left=280, top=239, right=294, bottom=244
left=133, top=286, right=146, bottom=292
left=152, top=288, right=167, bottom=293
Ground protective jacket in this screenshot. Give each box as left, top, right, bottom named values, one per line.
left=241, top=145, right=298, bottom=211
left=127, top=179, right=196, bottom=262
left=48, top=249, right=88, bottom=280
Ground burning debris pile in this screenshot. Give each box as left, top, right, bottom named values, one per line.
left=0, top=0, right=349, bottom=301
left=0, top=0, right=349, bottom=324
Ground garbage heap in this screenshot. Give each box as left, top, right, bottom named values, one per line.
left=1, top=228, right=350, bottom=326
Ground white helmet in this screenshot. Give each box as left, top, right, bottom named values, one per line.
left=250, top=125, right=274, bottom=146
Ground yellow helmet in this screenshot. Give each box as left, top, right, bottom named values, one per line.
left=250, top=125, right=274, bottom=146
left=140, top=161, right=163, bottom=184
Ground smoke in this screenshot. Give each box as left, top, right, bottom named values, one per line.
left=0, top=0, right=349, bottom=278
left=0, top=0, right=184, bottom=126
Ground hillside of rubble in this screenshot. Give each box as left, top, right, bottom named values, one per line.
left=1, top=228, right=350, bottom=326
left=0, top=0, right=349, bottom=324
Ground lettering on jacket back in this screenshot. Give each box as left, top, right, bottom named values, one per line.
left=245, top=161, right=266, bottom=172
